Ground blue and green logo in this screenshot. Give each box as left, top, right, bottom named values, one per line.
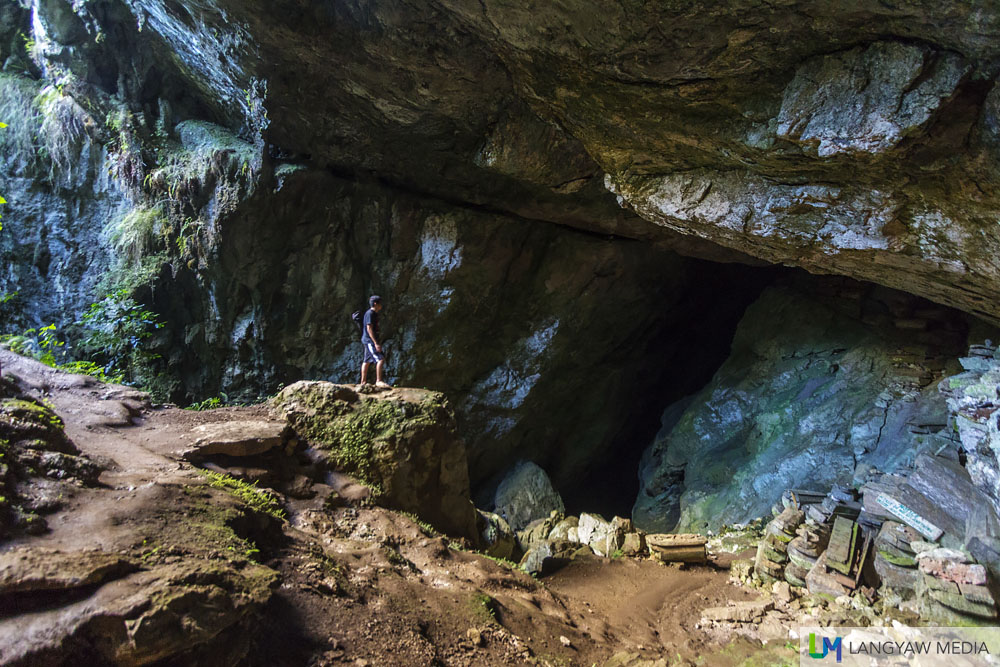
left=808, top=633, right=843, bottom=662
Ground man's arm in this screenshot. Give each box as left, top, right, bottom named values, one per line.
left=366, top=324, right=381, bottom=351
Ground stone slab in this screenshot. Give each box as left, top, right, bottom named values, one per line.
left=184, top=421, right=286, bottom=459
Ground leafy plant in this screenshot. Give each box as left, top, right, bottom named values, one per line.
left=77, top=289, right=164, bottom=385
left=0, top=324, right=124, bottom=383
left=107, top=206, right=168, bottom=265
left=3, top=324, right=65, bottom=366
left=196, top=469, right=286, bottom=520
left=185, top=395, right=225, bottom=411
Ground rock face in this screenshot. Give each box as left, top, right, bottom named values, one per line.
left=492, top=460, right=565, bottom=532
left=271, top=381, right=478, bottom=540
left=6, top=0, right=1000, bottom=534
left=1, top=0, right=769, bottom=499
left=0, top=458, right=279, bottom=667
left=941, top=345, right=1000, bottom=518
left=634, top=277, right=970, bottom=533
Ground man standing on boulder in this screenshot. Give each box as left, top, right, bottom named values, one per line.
left=360, top=295, right=391, bottom=388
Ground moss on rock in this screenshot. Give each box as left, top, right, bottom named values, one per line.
left=272, top=381, right=478, bottom=540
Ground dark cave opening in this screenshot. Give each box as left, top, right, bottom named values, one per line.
left=555, top=258, right=784, bottom=519
left=548, top=261, right=980, bottom=528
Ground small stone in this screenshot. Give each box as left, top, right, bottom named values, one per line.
left=466, top=628, right=483, bottom=647
left=620, top=531, right=646, bottom=557
left=559, top=635, right=572, bottom=647
left=548, top=516, right=579, bottom=542
left=773, top=580, right=793, bottom=603
left=729, top=558, right=754, bottom=584
left=915, top=547, right=969, bottom=563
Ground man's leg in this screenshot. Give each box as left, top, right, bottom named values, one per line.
left=375, top=359, right=385, bottom=384
left=360, top=362, right=370, bottom=384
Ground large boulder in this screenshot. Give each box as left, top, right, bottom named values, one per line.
left=271, top=381, right=478, bottom=540
left=493, top=460, right=566, bottom=531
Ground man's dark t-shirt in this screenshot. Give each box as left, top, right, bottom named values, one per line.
left=362, top=308, right=379, bottom=344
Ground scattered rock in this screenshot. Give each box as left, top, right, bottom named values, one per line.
left=548, top=515, right=579, bottom=542
left=620, top=532, right=646, bottom=557
left=519, top=540, right=592, bottom=576
left=729, top=559, right=754, bottom=585
left=917, top=556, right=987, bottom=585
left=516, top=512, right=562, bottom=553
left=701, top=600, right=774, bottom=623
left=772, top=581, right=793, bottom=604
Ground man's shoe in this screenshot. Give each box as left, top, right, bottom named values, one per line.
left=375, top=381, right=393, bottom=389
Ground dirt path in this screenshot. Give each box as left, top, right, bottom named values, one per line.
left=0, top=350, right=794, bottom=666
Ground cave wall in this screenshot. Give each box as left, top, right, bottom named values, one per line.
left=5, top=0, right=1000, bottom=517
left=0, top=72, right=124, bottom=330
left=0, top=0, right=769, bottom=498
left=634, top=276, right=976, bottom=533
left=145, top=164, right=772, bottom=495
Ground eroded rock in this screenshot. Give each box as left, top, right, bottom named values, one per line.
left=0, top=548, right=137, bottom=595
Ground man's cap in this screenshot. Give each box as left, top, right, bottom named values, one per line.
left=369, top=295, right=382, bottom=307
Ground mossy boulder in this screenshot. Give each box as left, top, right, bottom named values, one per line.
left=0, top=396, right=104, bottom=537
left=0, top=399, right=74, bottom=455
left=271, top=381, right=478, bottom=541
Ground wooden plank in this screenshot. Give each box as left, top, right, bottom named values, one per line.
left=826, top=517, right=856, bottom=571
left=854, top=534, right=872, bottom=587
left=875, top=493, right=944, bottom=541
left=646, top=534, right=707, bottom=548
left=650, top=546, right=706, bottom=563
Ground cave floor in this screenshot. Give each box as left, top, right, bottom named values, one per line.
left=0, top=350, right=799, bottom=666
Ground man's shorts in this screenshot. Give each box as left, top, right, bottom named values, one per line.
left=362, top=341, right=385, bottom=364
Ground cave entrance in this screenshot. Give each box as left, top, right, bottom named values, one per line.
left=557, top=257, right=783, bottom=519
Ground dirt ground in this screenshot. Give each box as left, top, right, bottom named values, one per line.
left=0, top=350, right=798, bottom=666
